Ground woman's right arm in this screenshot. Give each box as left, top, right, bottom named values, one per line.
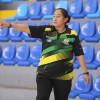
left=0, top=22, right=30, bottom=34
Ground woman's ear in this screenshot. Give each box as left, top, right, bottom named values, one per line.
left=64, top=17, right=68, bottom=23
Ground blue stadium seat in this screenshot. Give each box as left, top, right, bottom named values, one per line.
left=29, top=3, right=42, bottom=20
left=69, top=73, right=93, bottom=98
left=42, top=1, right=54, bottom=19
left=55, top=1, right=68, bottom=10
left=21, top=22, right=36, bottom=42
left=39, top=22, right=50, bottom=26
left=83, top=45, right=96, bottom=69
left=28, top=44, right=42, bottom=67
left=95, top=24, right=100, bottom=40
left=14, top=44, right=30, bottom=66
left=79, top=75, right=100, bottom=100
left=33, top=62, right=40, bottom=67
left=73, top=45, right=95, bottom=69
left=45, top=1, right=68, bottom=19
left=68, top=22, right=80, bottom=35
left=72, top=0, right=98, bottom=18
left=5, top=3, right=28, bottom=21
left=73, top=53, right=76, bottom=61
left=68, top=0, right=83, bottom=18
left=79, top=21, right=98, bottom=42
left=88, top=48, right=100, bottom=69
left=0, top=27, right=9, bottom=42
left=87, top=3, right=100, bottom=18
left=0, top=44, right=16, bottom=65
left=18, top=3, right=41, bottom=20
left=73, top=60, right=80, bottom=69
left=83, top=45, right=95, bottom=63
left=73, top=53, right=80, bottom=69
left=84, top=0, right=98, bottom=15
left=8, top=22, right=22, bottom=42
left=1, top=0, right=12, bottom=3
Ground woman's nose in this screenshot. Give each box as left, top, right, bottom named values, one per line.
left=54, top=17, right=57, bottom=21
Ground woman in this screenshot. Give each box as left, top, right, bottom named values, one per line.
left=0, top=8, right=90, bottom=100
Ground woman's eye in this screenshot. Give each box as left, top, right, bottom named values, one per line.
left=57, top=16, right=60, bottom=18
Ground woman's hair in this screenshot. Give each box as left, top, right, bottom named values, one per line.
left=53, top=8, right=71, bottom=24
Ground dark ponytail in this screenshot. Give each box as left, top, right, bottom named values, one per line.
left=53, top=8, right=71, bottom=24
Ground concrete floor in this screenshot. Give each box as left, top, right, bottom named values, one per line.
left=0, top=87, right=99, bottom=100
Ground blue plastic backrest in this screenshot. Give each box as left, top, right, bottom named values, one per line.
left=16, top=3, right=28, bottom=17
left=55, top=1, right=68, bottom=11
left=26, top=22, right=36, bottom=26
left=39, top=22, right=50, bottom=25
left=97, top=24, right=100, bottom=35
left=69, top=0, right=83, bottom=14
left=73, top=53, right=76, bottom=61
left=83, top=45, right=95, bottom=63
left=68, top=22, right=80, bottom=35
left=9, top=22, right=21, bottom=37
left=30, top=44, right=42, bottom=61
left=42, top=1, right=54, bottom=16
left=3, top=44, right=16, bottom=60
left=81, top=21, right=96, bottom=36
left=93, top=75, right=100, bottom=92
left=84, top=0, right=98, bottom=15
left=16, top=44, right=30, bottom=60
left=1, top=0, right=12, bottom=3
left=95, top=48, right=100, bottom=62
left=29, top=2, right=41, bottom=16
left=0, top=27, right=9, bottom=37
left=74, top=73, right=93, bottom=92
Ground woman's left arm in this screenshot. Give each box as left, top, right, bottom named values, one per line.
left=76, top=55, right=90, bottom=85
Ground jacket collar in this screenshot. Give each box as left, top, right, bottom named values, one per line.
left=52, top=25, right=71, bottom=34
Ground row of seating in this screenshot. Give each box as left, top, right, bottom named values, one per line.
left=0, top=21, right=100, bottom=42
left=0, top=22, right=43, bottom=42
left=0, top=44, right=42, bottom=67
left=69, top=73, right=100, bottom=100
left=69, top=0, right=100, bottom=18
left=0, top=44, right=100, bottom=69
left=0, top=0, right=24, bottom=3
left=5, top=0, right=100, bottom=21
left=0, top=0, right=55, bottom=3
left=73, top=45, right=100, bottom=69
left=68, top=21, right=100, bottom=42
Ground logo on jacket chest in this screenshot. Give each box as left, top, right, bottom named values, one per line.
left=46, top=36, right=53, bottom=42
left=63, top=39, right=69, bottom=45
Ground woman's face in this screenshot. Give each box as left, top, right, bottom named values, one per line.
left=53, top=9, right=68, bottom=27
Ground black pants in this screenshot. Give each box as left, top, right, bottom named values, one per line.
left=36, top=77, right=72, bottom=100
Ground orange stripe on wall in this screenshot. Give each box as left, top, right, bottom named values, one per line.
left=0, top=10, right=16, bottom=20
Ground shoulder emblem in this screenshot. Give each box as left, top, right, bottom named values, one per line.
left=45, top=28, right=52, bottom=31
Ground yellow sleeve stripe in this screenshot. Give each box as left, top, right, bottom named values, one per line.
left=71, top=30, right=78, bottom=36
left=61, top=30, right=78, bottom=36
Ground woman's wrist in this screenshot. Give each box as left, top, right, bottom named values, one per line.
left=83, top=72, right=89, bottom=75
left=7, top=22, right=12, bottom=28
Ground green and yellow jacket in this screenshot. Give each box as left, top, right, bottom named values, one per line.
left=29, top=25, right=84, bottom=80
